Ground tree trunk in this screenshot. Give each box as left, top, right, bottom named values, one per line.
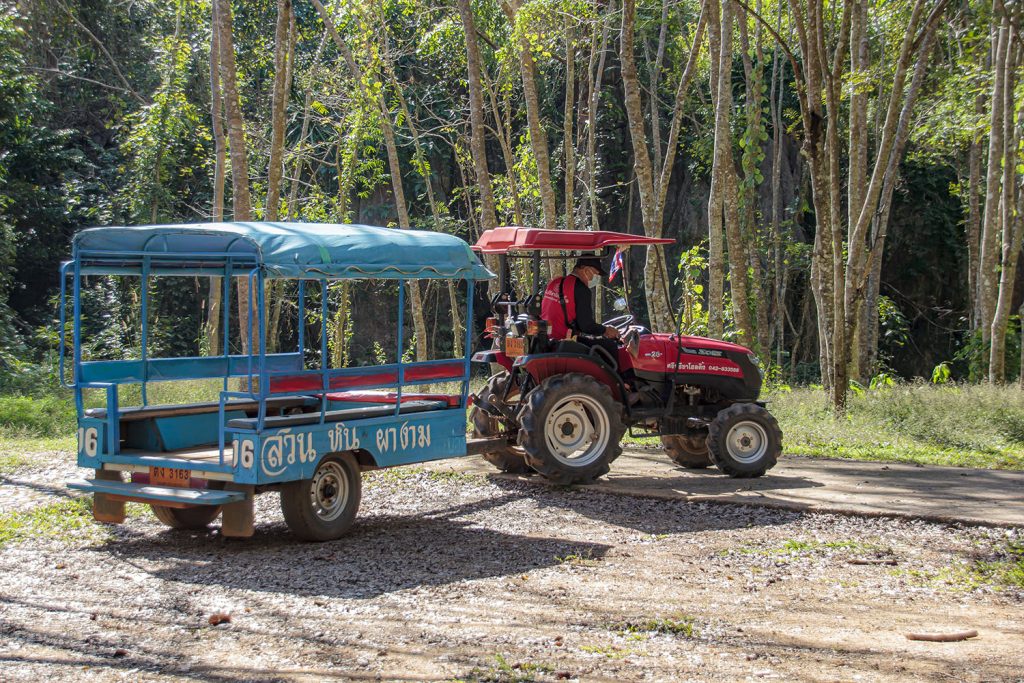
left=768, top=0, right=784, bottom=368
left=620, top=0, right=672, bottom=332
left=978, top=16, right=1008, bottom=354
left=706, top=0, right=724, bottom=337
left=312, top=0, right=430, bottom=362
left=988, top=35, right=1021, bottom=383
left=482, top=67, right=524, bottom=224
left=503, top=0, right=557, bottom=232
left=215, top=0, right=255, bottom=356
left=265, top=0, right=291, bottom=222
left=457, top=0, right=498, bottom=232
left=287, top=34, right=328, bottom=219
left=582, top=0, right=611, bottom=230
left=564, top=16, right=576, bottom=231
left=207, top=4, right=226, bottom=355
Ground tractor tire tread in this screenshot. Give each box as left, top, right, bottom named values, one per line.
left=707, top=402, right=782, bottom=478
left=660, top=434, right=712, bottom=469
left=470, top=372, right=531, bottom=474
left=151, top=504, right=221, bottom=529
left=518, top=373, right=625, bottom=485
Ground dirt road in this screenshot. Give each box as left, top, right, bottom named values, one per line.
left=1, top=456, right=1021, bottom=682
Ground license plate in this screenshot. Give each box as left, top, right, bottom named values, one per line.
left=150, top=466, right=191, bottom=488
left=504, top=337, right=525, bottom=357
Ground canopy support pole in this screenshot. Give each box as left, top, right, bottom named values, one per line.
left=396, top=280, right=405, bottom=415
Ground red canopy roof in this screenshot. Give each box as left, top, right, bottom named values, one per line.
left=473, top=227, right=674, bottom=254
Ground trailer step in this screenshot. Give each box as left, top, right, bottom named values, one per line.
left=68, top=479, right=247, bottom=507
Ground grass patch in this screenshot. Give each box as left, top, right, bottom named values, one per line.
left=423, top=469, right=482, bottom=484
left=727, top=538, right=885, bottom=558
left=0, top=395, right=76, bottom=440
left=903, top=541, right=1024, bottom=591
left=768, top=383, right=1024, bottom=470
left=971, top=541, right=1024, bottom=588
left=616, top=616, right=697, bottom=638
left=555, top=548, right=601, bottom=567
left=579, top=644, right=638, bottom=659
left=455, top=654, right=553, bottom=683
left=0, top=451, right=33, bottom=474
left=0, top=497, right=107, bottom=547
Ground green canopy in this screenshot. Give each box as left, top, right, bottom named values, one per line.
left=72, top=222, right=495, bottom=280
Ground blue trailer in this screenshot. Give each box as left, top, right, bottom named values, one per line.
left=62, top=222, right=497, bottom=541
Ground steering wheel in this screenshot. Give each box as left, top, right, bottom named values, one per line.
left=602, top=314, right=634, bottom=332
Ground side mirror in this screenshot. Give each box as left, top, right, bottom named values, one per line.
left=613, top=297, right=628, bottom=312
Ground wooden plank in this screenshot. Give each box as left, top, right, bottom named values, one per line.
left=220, top=483, right=255, bottom=538
left=92, top=468, right=126, bottom=523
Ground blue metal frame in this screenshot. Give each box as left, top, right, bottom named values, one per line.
left=63, top=230, right=484, bottom=484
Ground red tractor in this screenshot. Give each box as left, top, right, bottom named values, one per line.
left=470, top=227, right=782, bottom=485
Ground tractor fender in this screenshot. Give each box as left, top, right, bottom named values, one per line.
left=472, top=349, right=513, bottom=371
left=512, top=353, right=625, bottom=403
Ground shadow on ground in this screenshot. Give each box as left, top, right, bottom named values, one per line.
left=92, top=480, right=798, bottom=599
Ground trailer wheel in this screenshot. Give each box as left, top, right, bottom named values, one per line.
left=471, top=372, right=530, bottom=473
left=707, top=403, right=782, bottom=478
left=519, top=373, right=625, bottom=485
left=660, top=434, right=712, bottom=469
left=151, top=504, right=222, bottom=529
left=281, top=453, right=362, bottom=542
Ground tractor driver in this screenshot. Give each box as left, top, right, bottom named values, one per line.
left=541, top=256, right=621, bottom=364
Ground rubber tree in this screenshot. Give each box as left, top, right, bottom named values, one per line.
left=502, top=0, right=558, bottom=233
left=457, top=0, right=498, bottom=234
left=760, top=0, right=946, bottom=411
left=214, top=0, right=255, bottom=355
left=311, top=0, right=430, bottom=362
left=619, top=0, right=706, bottom=333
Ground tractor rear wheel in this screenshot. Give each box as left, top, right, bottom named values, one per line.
left=471, top=372, right=530, bottom=474
left=707, top=403, right=782, bottom=478
left=660, top=434, right=712, bottom=469
left=518, top=373, right=625, bottom=485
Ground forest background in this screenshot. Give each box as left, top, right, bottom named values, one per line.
left=1, top=0, right=1024, bottom=467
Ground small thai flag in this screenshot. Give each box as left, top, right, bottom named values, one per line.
left=608, top=248, right=625, bottom=281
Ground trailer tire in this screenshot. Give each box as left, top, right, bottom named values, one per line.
left=707, top=403, right=782, bottom=478
left=281, top=452, right=362, bottom=542
left=471, top=372, right=530, bottom=474
left=519, top=373, right=625, bottom=485
left=660, top=434, right=712, bottom=469
left=151, top=504, right=222, bottom=529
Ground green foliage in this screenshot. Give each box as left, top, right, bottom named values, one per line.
left=675, top=241, right=709, bottom=336
left=119, top=20, right=210, bottom=224
left=0, top=395, right=76, bottom=439
left=0, top=497, right=110, bottom=548
left=931, top=362, right=951, bottom=385
left=768, top=383, right=1024, bottom=470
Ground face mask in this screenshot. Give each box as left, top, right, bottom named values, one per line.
left=588, top=275, right=599, bottom=289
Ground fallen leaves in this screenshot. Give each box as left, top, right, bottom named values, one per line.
left=208, top=612, right=232, bottom=626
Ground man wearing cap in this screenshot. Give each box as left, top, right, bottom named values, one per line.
left=541, top=256, right=621, bottom=361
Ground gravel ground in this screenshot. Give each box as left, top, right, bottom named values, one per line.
left=1, top=455, right=1022, bottom=682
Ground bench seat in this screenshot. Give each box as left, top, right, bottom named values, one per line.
left=85, top=397, right=314, bottom=423
left=227, top=400, right=449, bottom=431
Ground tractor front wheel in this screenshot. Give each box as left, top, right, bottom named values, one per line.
left=518, top=373, right=625, bottom=485
left=471, top=372, right=530, bottom=474
left=707, top=403, right=782, bottom=478
left=660, top=434, right=712, bottom=469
